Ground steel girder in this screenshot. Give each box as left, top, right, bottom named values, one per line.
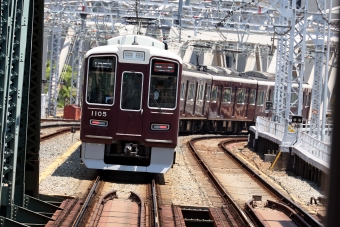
left=0, top=0, right=32, bottom=218
left=309, top=0, right=328, bottom=139
left=47, top=26, right=62, bottom=117
left=69, top=37, right=85, bottom=106
left=0, top=0, right=62, bottom=226
left=70, top=38, right=80, bottom=105
left=43, top=0, right=279, bottom=34
left=271, top=0, right=308, bottom=145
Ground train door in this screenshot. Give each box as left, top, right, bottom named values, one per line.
left=201, top=83, right=208, bottom=116
left=116, top=67, right=144, bottom=136
left=180, top=81, right=187, bottom=115
left=245, top=88, right=250, bottom=117
left=232, top=86, right=237, bottom=116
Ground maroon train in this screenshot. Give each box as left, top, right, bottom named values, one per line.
left=178, top=69, right=312, bottom=134
left=79, top=35, right=312, bottom=173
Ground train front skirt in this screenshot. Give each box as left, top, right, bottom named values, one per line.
left=81, top=142, right=174, bottom=173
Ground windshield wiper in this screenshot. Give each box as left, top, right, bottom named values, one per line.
left=150, top=95, right=162, bottom=113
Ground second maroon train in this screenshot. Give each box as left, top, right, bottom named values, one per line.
left=178, top=68, right=312, bottom=134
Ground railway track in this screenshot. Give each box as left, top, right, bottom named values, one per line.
left=40, top=126, right=80, bottom=142
left=47, top=172, right=159, bottom=227
left=40, top=119, right=80, bottom=141
left=42, top=135, right=324, bottom=227
left=187, top=136, right=322, bottom=227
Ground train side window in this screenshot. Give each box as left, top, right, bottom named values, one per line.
left=222, top=87, right=232, bottom=103
left=86, top=56, right=116, bottom=105
left=180, top=82, right=186, bottom=100
left=187, top=83, right=195, bottom=101
left=249, top=89, right=256, bottom=105
left=211, top=86, right=219, bottom=102
left=205, top=85, right=211, bottom=102
left=196, top=84, right=204, bottom=104
left=257, top=90, right=265, bottom=106
left=237, top=88, right=246, bottom=104
left=199, top=84, right=204, bottom=101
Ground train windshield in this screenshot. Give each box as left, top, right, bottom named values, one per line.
left=86, top=56, right=116, bottom=105
left=149, top=59, right=179, bottom=109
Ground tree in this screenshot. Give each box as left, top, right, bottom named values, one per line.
left=45, top=61, right=75, bottom=108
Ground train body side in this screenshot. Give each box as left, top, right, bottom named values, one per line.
left=178, top=70, right=311, bottom=134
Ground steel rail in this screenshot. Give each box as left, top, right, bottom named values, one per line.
left=72, top=176, right=101, bottom=227
left=41, top=123, right=80, bottom=129
left=151, top=179, right=160, bottom=227
left=40, top=127, right=80, bottom=142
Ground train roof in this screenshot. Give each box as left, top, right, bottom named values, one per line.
left=239, top=71, right=275, bottom=80
left=211, top=75, right=258, bottom=84
left=107, top=35, right=165, bottom=49
left=182, top=70, right=213, bottom=80
left=85, top=44, right=182, bottom=64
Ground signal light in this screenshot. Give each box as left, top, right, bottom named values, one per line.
left=151, top=124, right=170, bottom=130
left=90, top=119, right=108, bottom=127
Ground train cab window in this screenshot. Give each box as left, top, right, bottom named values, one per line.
left=257, top=90, right=265, bottom=106
left=148, top=59, right=179, bottom=109
left=211, top=86, right=219, bottom=102
left=249, top=89, right=256, bottom=105
left=205, top=85, right=211, bottom=102
left=121, top=72, right=143, bottom=110
left=86, top=56, right=116, bottom=105
left=180, top=82, right=186, bottom=100
left=187, top=83, right=195, bottom=101
left=222, top=87, right=232, bottom=103
left=237, top=88, right=246, bottom=104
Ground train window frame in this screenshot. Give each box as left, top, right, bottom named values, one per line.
left=86, top=55, right=117, bottom=106
left=237, top=88, right=246, bottom=104
left=249, top=89, right=256, bottom=105
left=222, top=87, right=232, bottom=103
left=257, top=90, right=265, bottom=106
left=148, top=58, right=179, bottom=110
left=120, top=71, right=144, bottom=111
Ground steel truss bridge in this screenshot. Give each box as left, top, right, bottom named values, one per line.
left=0, top=0, right=338, bottom=225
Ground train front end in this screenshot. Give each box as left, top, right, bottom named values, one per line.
left=80, top=36, right=182, bottom=173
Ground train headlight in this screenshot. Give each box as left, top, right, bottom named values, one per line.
left=90, top=119, right=108, bottom=127
left=123, top=51, right=145, bottom=61
left=151, top=124, right=170, bottom=131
